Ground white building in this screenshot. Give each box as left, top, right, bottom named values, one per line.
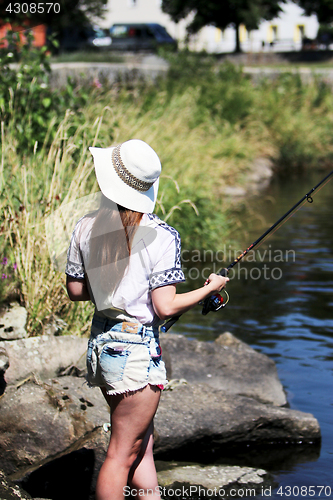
left=100, top=0, right=319, bottom=53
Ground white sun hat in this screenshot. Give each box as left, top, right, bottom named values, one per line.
left=89, top=139, right=161, bottom=213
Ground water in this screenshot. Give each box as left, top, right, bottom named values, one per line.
left=173, top=172, right=333, bottom=499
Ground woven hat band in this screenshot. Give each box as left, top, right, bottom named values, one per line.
left=112, top=144, right=154, bottom=192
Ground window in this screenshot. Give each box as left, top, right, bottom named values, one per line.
left=268, top=25, right=278, bottom=43
left=215, top=28, right=227, bottom=42
left=239, top=24, right=248, bottom=43
left=110, top=25, right=129, bottom=38
left=215, top=28, right=222, bottom=42
left=294, top=24, right=305, bottom=42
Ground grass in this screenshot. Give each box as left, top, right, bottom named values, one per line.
left=50, top=50, right=125, bottom=64
left=2, top=50, right=333, bottom=336
left=50, top=48, right=333, bottom=68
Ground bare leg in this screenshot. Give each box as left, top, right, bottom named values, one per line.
left=95, top=385, right=161, bottom=500
left=128, top=421, right=160, bottom=498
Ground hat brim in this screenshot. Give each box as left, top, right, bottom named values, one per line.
left=89, top=146, right=159, bottom=213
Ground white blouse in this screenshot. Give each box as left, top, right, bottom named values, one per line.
left=65, top=213, right=185, bottom=326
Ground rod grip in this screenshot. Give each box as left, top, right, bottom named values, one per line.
left=219, top=268, right=229, bottom=277
left=160, top=316, right=180, bottom=333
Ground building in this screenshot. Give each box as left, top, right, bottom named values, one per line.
left=208, top=2, right=319, bottom=53
left=0, top=22, right=46, bottom=48
left=101, top=0, right=319, bottom=53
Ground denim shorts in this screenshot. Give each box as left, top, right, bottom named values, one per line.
left=86, top=314, right=168, bottom=395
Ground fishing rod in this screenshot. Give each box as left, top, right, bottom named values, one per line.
left=161, top=168, right=333, bottom=333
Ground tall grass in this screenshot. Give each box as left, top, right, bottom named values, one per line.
left=256, top=73, right=333, bottom=172
left=1, top=110, right=102, bottom=334
left=2, top=50, right=333, bottom=335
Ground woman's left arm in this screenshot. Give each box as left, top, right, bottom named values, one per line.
left=66, top=276, right=91, bottom=301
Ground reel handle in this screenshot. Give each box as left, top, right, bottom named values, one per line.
left=202, top=268, right=229, bottom=316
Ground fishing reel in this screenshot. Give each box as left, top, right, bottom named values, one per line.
left=201, top=289, right=229, bottom=315
left=201, top=268, right=230, bottom=316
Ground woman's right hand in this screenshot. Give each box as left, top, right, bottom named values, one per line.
left=205, top=273, right=229, bottom=295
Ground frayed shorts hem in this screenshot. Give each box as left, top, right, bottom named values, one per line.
left=86, top=379, right=167, bottom=396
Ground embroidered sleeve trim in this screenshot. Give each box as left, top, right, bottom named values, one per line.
left=65, top=261, right=85, bottom=279
left=149, top=268, right=185, bottom=291
left=147, top=214, right=182, bottom=268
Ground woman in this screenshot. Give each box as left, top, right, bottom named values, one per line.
left=66, top=139, right=228, bottom=500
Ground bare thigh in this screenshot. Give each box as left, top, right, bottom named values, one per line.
left=104, top=385, right=161, bottom=463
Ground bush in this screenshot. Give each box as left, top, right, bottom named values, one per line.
left=194, top=62, right=254, bottom=126
left=0, top=29, right=90, bottom=152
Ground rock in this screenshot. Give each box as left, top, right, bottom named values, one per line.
left=156, top=462, right=271, bottom=495
left=164, top=378, right=188, bottom=391
left=160, top=332, right=286, bottom=406
left=44, top=315, right=68, bottom=336
left=221, top=186, right=247, bottom=198
left=18, top=448, right=98, bottom=500
left=246, top=157, right=274, bottom=186
left=0, top=303, right=27, bottom=340
left=153, top=383, right=321, bottom=458
left=1, top=376, right=111, bottom=499
left=0, top=376, right=110, bottom=477
left=17, top=431, right=110, bottom=500
left=215, top=331, right=241, bottom=347
left=0, top=345, right=9, bottom=396
left=0, top=345, right=9, bottom=373
left=0, top=334, right=321, bottom=499
left=49, top=61, right=168, bottom=89
left=0, top=469, right=32, bottom=499
left=0, top=335, right=87, bottom=385
left=221, top=157, right=274, bottom=199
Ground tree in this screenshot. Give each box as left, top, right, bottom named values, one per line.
left=0, top=0, right=107, bottom=31
left=294, top=0, right=333, bottom=23
left=162, top=0, right=287, bottom=52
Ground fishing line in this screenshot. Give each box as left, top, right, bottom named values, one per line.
left=255, top=174, right=333, bottom=251
left=254, top=199, right=308, bottom=251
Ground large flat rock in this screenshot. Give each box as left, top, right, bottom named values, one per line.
left=0, top=377, right=109, bottom=477
left=155, top=462, right=273, bottom=498
left=0, top=335, right=87, bottom=385
left=2, top=331, right=285, bottom=405
left=0, top=376, right=320, bottom=480
left=0, top=332, right=321, bottom=499
left=160, top=332, right=287, bottom=405
left=154, top=383, right=321, bottom=457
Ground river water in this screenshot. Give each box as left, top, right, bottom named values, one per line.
left=173, top=172, right=333, bottom=499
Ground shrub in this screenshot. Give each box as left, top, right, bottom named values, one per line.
left=0, top=29, right=90, bottom=152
